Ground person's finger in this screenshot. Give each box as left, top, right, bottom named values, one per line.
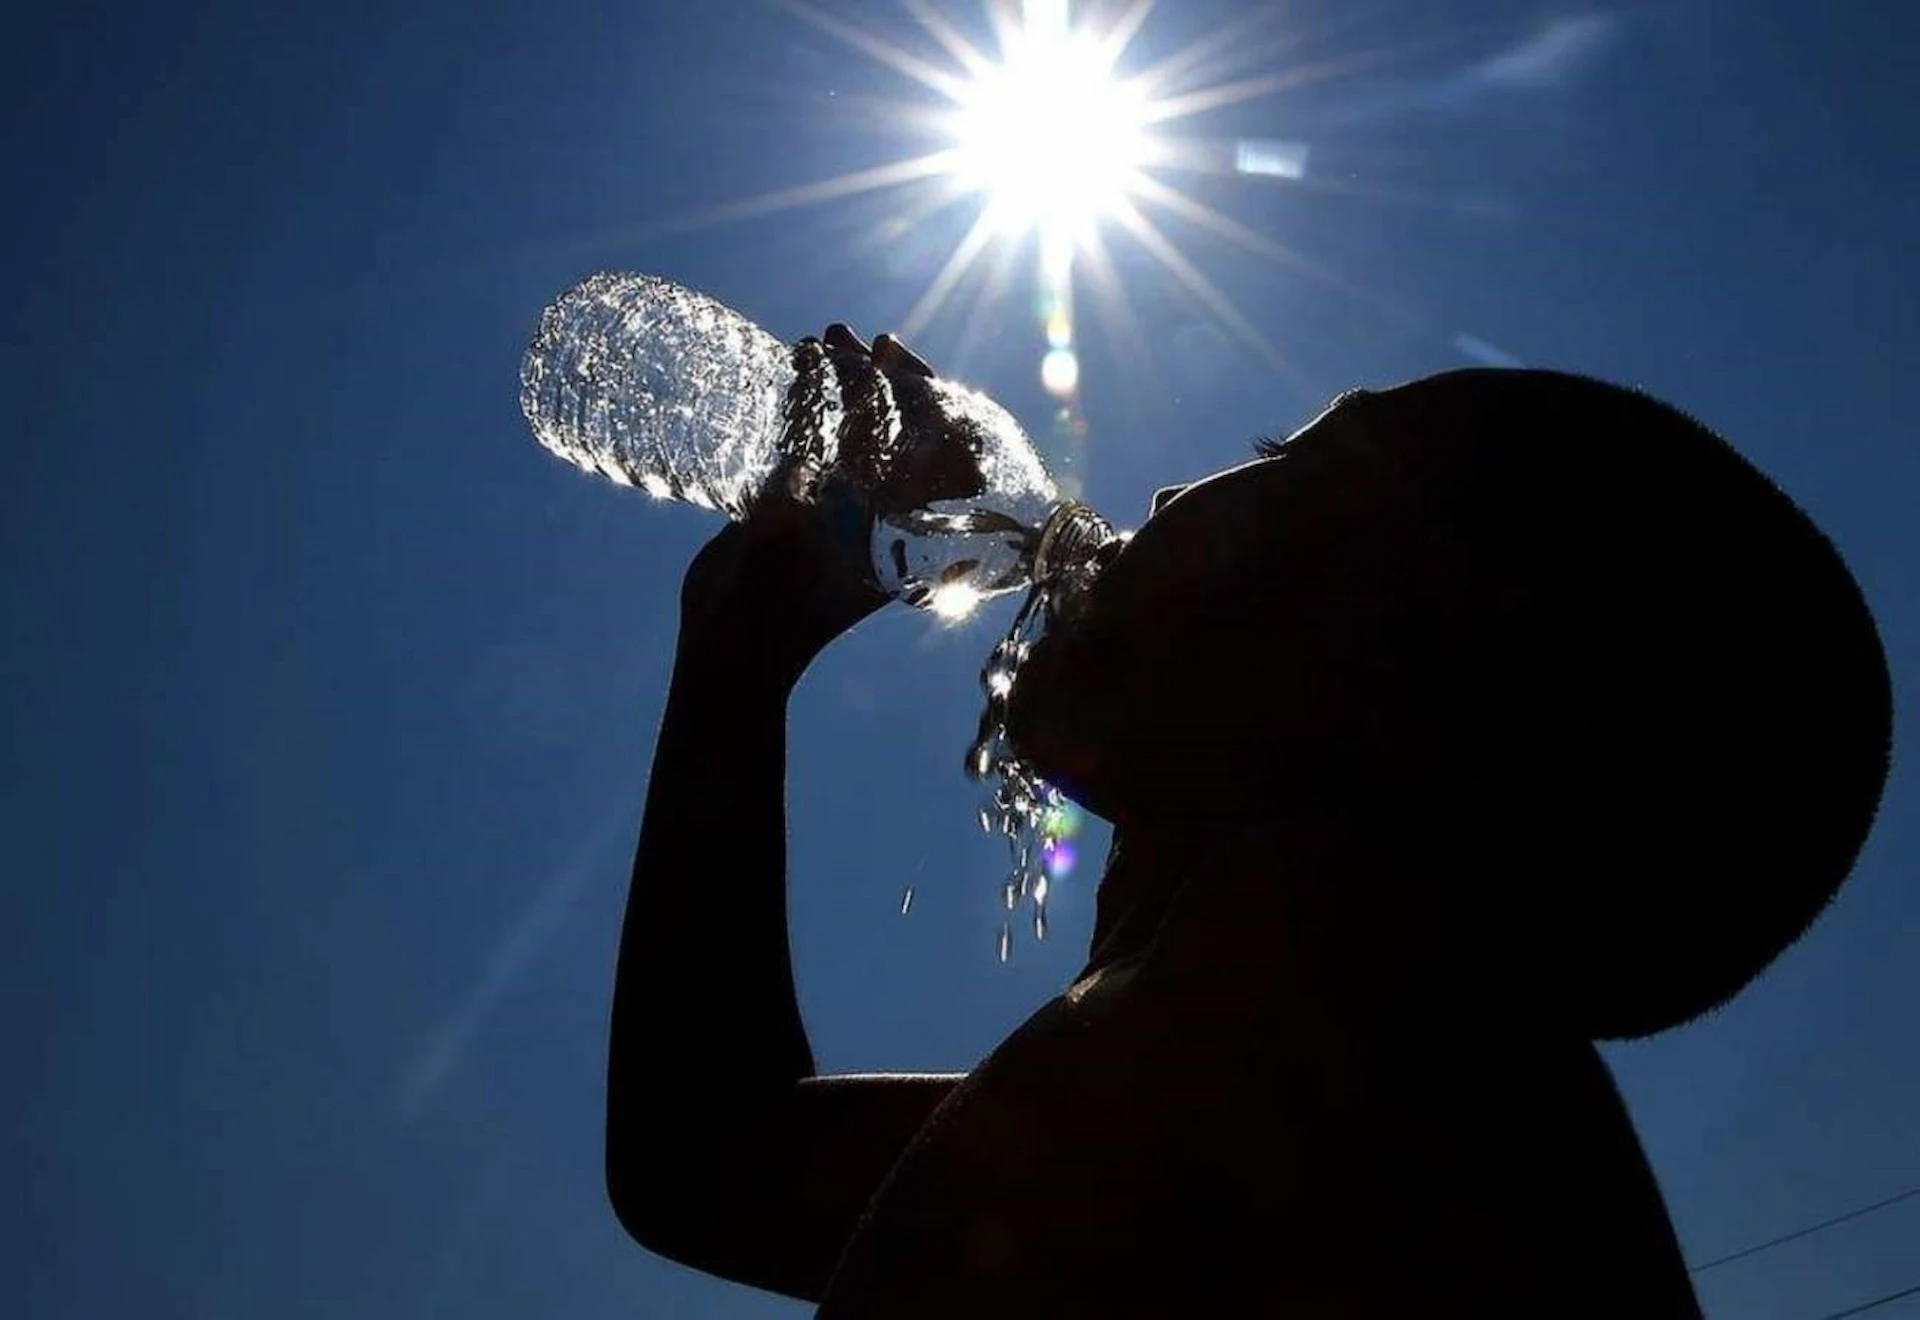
left=871, top=332, right=935, bottom=378
left=823, top=323, right=871, bottom=356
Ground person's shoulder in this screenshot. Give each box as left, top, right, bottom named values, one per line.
left=813, top=934, right=1323, bottom=1317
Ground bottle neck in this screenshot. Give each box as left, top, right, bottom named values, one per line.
left=1032, top=501, right=1111, bottom=581
left=1032, top=501, right=1129, bottom=627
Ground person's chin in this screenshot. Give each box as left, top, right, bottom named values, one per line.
left=1003, top=640, right=1058, bottom=764
left=1006, top=637, right=1116, bottom=815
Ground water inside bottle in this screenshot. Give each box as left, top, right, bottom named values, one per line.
left=520, top=272, right=799, bottom=518
left=863, top=376, right=1060, bottom=616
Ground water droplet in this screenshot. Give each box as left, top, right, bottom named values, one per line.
left=958, top=504, right=1125, bottom=968
left=900, top=886, right=915, bottom=916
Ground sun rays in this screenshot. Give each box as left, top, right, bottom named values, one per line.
left=731, top=0, right=1352, bottom=414
left=602, top=1, right=1619, bottom=442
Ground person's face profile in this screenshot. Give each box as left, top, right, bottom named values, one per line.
left=1005, top=392, right=1405, bottom=824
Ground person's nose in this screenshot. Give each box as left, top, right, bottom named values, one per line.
left=1149, top=484, right=1189, bottom=516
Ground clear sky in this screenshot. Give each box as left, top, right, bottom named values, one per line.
left=5, top=2, right=1916, bottom=1317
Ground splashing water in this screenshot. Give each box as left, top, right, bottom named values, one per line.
left=962, top=502, right=1126, bottom=958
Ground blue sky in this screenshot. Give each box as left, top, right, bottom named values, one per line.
left=4, top=2, right=1916, bottom=1317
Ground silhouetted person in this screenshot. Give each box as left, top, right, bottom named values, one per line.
left=604, top=344, right=1891, bottom=1316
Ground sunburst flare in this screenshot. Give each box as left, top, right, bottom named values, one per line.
left=730, top=0, right=1350, bottom=445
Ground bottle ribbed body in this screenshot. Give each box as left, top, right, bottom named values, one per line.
left=519, top=271, right=1069, bottom=613
left=520, top=272, right=796, bottom=518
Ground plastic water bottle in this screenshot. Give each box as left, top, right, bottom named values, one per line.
left=519, top=271, right=1082, bottom=614
left=520, top=271, right=1129, bottom=955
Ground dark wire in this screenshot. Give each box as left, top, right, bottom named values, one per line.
left=1807, top=1280, right=1920, bottom=1320
left=1689, top=1186, right=1920, bottom=1275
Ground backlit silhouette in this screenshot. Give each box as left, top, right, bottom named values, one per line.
left=604, top=346, right=1891, bottom=1316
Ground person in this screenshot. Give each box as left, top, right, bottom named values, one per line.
left=602, top=335, right=1892, bottom=1317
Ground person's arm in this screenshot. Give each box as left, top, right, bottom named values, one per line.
left=606, top=500, right=960, bottom=1303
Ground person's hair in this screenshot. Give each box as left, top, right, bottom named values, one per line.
left=1318, top=370, right=1891, bottom=1039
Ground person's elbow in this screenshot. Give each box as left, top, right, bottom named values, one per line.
left=605, top=1130, right=704, bottom=1261
left=605, top=1133, right=829, bottom=1303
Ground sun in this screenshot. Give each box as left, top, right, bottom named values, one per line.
left=731, top=0, right=1340, bottom=400
left=945, top=2, right=1151, bottom=245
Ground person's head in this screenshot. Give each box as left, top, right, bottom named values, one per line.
left=1006, top=369, right=1891, bottom=1038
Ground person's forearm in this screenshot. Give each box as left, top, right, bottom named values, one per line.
left=608, top=638, right=814, bottom=1173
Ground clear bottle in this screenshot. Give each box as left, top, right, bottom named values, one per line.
left=520, top=271, right=1071, bottom=615
left=521, top=270, right=1129, bottom=955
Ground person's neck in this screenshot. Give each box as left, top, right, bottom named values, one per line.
left=1082, top=820, right=1192, bottom=974
left=1079, top=798, right=1493, bottom=1013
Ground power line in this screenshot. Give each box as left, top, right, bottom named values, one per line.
left=1807, top=1280, right=1920, bottom=1320
left=1689, top=1186, right=1920, bottom=1275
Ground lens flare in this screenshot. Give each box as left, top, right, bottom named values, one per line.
left=1040, top=800, right=1084, bottom=879
left=1045, top=307, right=1073, bottom=349
left=1043, top=800, right=1084, bottom=838
left=929, top=580, right=987, bottom=622
left=1040, top=348, right=1080, bottom=397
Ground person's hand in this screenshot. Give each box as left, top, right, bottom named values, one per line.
left=828, top=325, right=991, bottom=516
left=674, top=322, right=957, bottom=685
